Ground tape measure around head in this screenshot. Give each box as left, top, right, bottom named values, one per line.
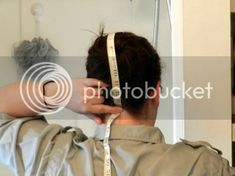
left=103, top=33, right=122, bottom=176
left=107, top=33, right=122, bottom=106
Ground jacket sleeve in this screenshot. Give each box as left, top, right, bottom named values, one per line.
left=219, top=157, right=235, bottom=176
left=0, top=113, right=51, bottom=175
left=179, top=139, right=235, bottom=176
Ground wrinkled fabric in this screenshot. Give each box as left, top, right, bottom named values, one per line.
left=0, top=113, right=234, bottom=176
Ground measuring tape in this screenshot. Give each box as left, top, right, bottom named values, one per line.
left=103, top=33, right=122, bottom=176
left=103, top=113, right=120, bottom=176
left=106, top=33, right=122, bottom=106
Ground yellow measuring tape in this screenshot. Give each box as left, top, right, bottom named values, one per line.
left=103, top=33, right=122, bottom=176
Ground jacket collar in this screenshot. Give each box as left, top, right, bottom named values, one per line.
left=94, top=124, right=165, bottom=144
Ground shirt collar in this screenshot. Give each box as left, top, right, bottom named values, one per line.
left=94, top=124, right=165, bottom=144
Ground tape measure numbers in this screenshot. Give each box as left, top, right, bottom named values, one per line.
left=103, top=33, right=122, bottom=176
left=106, top=33, right=122, bottom=107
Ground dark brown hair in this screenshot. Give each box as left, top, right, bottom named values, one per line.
left=86, top=32, right=161, bottom=114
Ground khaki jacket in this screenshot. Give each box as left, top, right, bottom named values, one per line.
left=0, top=114, right=234, bottom=176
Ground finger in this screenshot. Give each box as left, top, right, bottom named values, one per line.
left=84, top=88, right=102, bottom=96
left=86, top=96, right=104, bottom=105
left=83, top=78, right=107, bottom=87
left=85, top=113, right=103, bottom=124
left=88, top=104, right=122, bottom=114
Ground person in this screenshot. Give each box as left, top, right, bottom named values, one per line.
left=0, top=32, right=234, bottom=176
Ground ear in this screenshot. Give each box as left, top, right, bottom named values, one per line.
left=153, top=81, right=161, bottom=107
left=149, top=81, right=161, bottom=107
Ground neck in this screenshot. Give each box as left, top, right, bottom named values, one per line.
left=104, top=110, right=156, bottom=126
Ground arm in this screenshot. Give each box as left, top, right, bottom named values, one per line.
left=0, top=78, right=121, bottom=121
left=0, top=82, right=36, bottom=117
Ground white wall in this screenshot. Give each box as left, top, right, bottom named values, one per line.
left=155, top=0, right=174, bottom=143
left=0, top=1, right=19, bottom=175
left=182, top=0, right=232, bottom=162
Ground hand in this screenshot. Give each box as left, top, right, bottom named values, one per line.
left=46, top=78, right=122, bottom=123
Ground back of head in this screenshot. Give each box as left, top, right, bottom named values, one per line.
left=86, top=32, right=161, bottom=115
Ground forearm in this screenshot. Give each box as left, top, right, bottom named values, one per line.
left=0, top=82, right=53, bottom=117
left=0, top=78, right=122, bottom=119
